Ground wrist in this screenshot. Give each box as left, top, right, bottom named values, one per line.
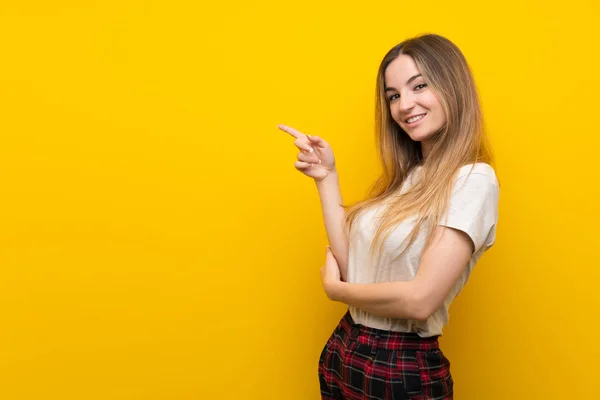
left=315, top=169, right=339, bottom=186
left=327, top=281, right=346, bottom=302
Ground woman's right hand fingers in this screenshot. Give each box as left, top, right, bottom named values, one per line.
left=297, top=152, right=321, bottom=164
left=278, top=124, right=314, bottom=153
left=279, top=124, right=334, bottom=180
left=294, top=138, right=313, bottom=153
left=294, top=161, right=312, bottom=170
left=306, top=135, right=329, bottom=149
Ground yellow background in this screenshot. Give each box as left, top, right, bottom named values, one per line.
left=1, top=1, right=598, bottom=399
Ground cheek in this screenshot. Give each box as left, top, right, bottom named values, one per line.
left=423, top=93, right=441, bottom=109
left=439, top=112, right=448, bottom=125
left=424, top=95, right=446, bottom=122
left=434, top=101, right=447, bottom=124
left=389, top=106, right=402, bottom=125
left=432, top=95, right=445, bottom=113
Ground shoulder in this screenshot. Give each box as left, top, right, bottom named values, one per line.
left=449, top=163, right=499, bottom=205
left=455, top=163, right=498, bottom=186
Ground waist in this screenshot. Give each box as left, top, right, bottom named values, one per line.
left=337, top=310, right=440, bottom=351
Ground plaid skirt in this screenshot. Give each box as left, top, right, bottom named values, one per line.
left=318, top=310, right=453, bottom=400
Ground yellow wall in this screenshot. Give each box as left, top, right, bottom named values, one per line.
left=1, top=1, right=598, bottom=399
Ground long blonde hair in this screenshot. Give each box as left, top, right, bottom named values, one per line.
left=344, top=33, right=493, bottom=258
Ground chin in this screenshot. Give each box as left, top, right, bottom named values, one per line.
left=407, top=132, right=434, bottom=143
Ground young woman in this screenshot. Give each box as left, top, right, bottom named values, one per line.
left=279, top=33, right=499, bottom=400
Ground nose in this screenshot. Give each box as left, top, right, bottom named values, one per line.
left=398, top=92, right=415, bottom=113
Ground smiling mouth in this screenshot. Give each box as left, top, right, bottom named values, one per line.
left=405, top=113, right=427, bottom=124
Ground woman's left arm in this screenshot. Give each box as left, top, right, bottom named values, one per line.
left=322, top=225, right=473, bottom=321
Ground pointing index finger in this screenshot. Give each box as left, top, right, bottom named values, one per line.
left=278, top=124, right=305, bottom=139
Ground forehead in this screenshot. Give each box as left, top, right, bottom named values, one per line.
left=384, top=54, right=421, bottom=86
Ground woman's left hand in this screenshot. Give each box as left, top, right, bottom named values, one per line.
left=321, top=247, right=342, bottom=300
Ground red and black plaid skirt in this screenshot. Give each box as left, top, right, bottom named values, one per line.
left=318, top=310, right=453, bottom=400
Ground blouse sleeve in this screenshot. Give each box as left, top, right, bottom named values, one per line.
left=440, top=171, right=499, bottom=253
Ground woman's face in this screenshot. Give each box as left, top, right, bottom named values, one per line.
left=384, top=54, right=446, bottom=148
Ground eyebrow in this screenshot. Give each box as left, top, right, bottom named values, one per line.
left=384, top=74, right=423, bottom=92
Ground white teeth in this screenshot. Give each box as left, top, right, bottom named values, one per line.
left=407, top=114, right=425, bottom=123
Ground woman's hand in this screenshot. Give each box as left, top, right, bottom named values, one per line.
left=320, top=247, right=343, bottom=300
left=278, top=124, right=336, bottom=182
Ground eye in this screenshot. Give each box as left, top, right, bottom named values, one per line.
left=388, top=94, right=399, bottom=101
left=414, top=83, right=427, bottom=90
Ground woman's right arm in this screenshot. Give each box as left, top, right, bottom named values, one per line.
left=315, top=171, right=349, bottom=281
left=279, top=124, right=349, bottom=280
